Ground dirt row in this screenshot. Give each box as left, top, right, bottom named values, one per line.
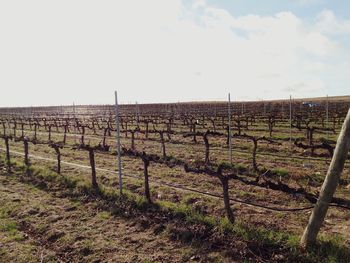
left=2, top=135, right=350, bottom=243
left=0, top=167, right=233, bottom=263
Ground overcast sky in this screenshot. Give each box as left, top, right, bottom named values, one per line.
left=0, top=0, right=349, bottom=106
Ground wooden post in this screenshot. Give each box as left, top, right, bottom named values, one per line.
left=50, top=144, right=62, bottom=174
left=221, top=176, right=234, bottom=223
left=193, top=123, right=197, bottom=142
left=203, top=131, right=210, bottom=165
left=131, top=130, right=135, bottom=150
left=2, top=122, right=6, bottom=135
left=4, top=137, right=10, bottom=165
left=24, top=138, right=29, bottom=167
left=13, top=122, right=17, bottom=138
left=217, top=166, right=235, bottom=223
left=56, top=148, right=61, bottom=174
left=34, top=123, right=38, bottom=141
left=159, top=131, right=166, bottom=158
left=80, top=126, right=85, bottom=145
left=21, top=123, right=24, bottom=138
left=141, top=152, right=151, bottom=203
left=88, top=148, right=98, bottom=189
left=300, top=108, right=350, bottom=247
left=63, top=125, right=67, bottom=144
left=252, top=138, right=258, bottom=172
left=4, top=136, right=11, bottom=172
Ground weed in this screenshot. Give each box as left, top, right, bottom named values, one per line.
left=274, top=168, right=289, bottom=177
left=97, top=211, right=111, bottom=220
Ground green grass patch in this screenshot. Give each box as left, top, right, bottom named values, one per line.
left=97, top=211, right=111, bottom=220
left=157, top=200, right=216, bottom=227
left=0, top=214, right=24, bottom=242
left=273, top=168, right=289, bottom=177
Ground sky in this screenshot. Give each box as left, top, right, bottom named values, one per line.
left=0, top=0, right=349, bottom=106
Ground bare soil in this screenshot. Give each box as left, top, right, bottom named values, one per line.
left=0, top=167, right=235, bottom=263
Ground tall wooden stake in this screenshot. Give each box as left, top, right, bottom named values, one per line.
left=301, top=108, right=350, bottom=247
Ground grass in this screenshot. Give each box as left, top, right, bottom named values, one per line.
left=0, top=206, right=25, bottom=242
left=96, top=211, right=111, bottom=220
left=0, top=220, right=23, bottom=241
left=157, top=200, right=216, bottom=227
left=214, top=161, right=248, bottom=174
left=305, top=235, right=350, bottom=263
left=2, top=158, right=350, bottom=262
left=273, top=168, right=290, bottom=177
left=182, top=193, right=200, bottom=204
left=219, top=218, right=350, bottom=263
left=219, top=217, right=298, bottom=246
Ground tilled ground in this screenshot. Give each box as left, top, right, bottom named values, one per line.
left=1, top=152, right=350, bottom=262
left=2, top=136, right=350, bottom=244
left=0, top=169, right=234, bottom=263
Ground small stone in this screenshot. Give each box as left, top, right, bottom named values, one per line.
left=190, top=255, right=200, bottom=261
left=273, top=254, right=285, bottom=260
left=303, top=163, right=313, bottom=169
left=325, top=219, right=332, bottom=225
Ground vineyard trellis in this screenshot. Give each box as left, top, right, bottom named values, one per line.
left=0, top=95, right=350, bottom=245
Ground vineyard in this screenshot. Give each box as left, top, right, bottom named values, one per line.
left=1, top=96, right=350, bottom=262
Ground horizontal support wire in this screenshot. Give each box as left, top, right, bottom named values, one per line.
left=4, top=146, right=349, bottom=213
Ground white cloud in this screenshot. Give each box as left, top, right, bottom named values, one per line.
left=0, top=0, right=348, bottom=106
left=315, top=9, right=350, bottom=35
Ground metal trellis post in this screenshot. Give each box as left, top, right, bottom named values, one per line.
left=228, top=93, right=232, bottom=165
left=115, top=91, right=123, bottom=195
